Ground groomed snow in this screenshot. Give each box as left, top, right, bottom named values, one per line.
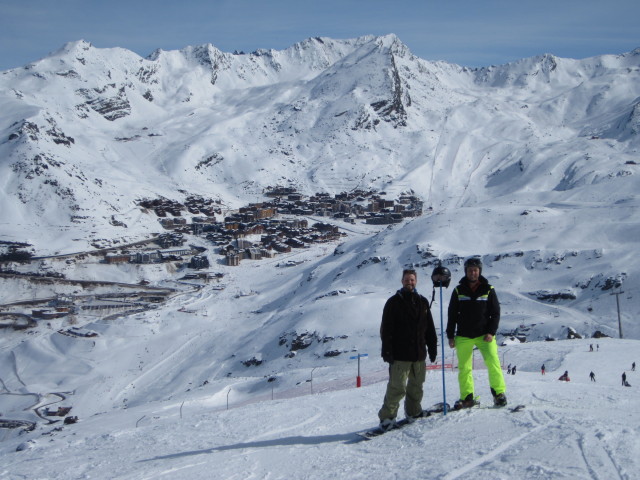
left=1, top=337, right=638, bottom=479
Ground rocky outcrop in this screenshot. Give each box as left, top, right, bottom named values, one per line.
left=76, top=84, right=131, bottom=121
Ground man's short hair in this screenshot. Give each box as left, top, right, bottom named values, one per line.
left=402, top=268, right=417, bottom=278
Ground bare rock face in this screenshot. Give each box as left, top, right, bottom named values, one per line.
left=76, top=85, right=131, bottom=121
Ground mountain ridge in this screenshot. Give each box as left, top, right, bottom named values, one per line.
left=0, top=34, right=638, bottom=255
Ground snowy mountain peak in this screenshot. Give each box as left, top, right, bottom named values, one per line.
left=0, top=36, right=639, bottom=266
left=54, top=39, right=94, bottom=58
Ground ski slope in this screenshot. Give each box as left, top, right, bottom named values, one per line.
left=1, top=338, right=637, bottom=479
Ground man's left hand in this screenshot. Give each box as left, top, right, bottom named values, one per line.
left=483, top=334, right=493, bottom=342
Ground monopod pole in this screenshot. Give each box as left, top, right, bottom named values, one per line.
left=439, top=283, right=448, bottom=415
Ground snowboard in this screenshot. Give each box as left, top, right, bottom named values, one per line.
left=357, top=402, right=450, bottom=440
left=454, top=401, right=526, bottom=413
left=357, top=402, right=525, bottom=440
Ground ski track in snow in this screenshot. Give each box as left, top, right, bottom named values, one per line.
left=442, top=409, right=554, bottom=480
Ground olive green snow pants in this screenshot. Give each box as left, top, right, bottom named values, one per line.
left=378, top=360, right=426, bottom=421
left=455, top=335, right=506, bottom=400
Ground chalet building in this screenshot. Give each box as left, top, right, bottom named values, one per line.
left=224, top=222, right=241, bottom=231
left=159, top=217, right=187, bottom=229
left=402, top=208, right=422, bottom=218
left=156, top=233, right=185, bottom=247
left=265, top=186, right=297, bottom=197
left=189, top=255, right=210, bottom=269
left=159, top=247, right=193, bottom=258
left=284, top=219, right=308, bottom=229
left=199, top=207, right=218, bottom=217
left=285, top=238, right=306, bottom=248
left=32, top=309, right=68, bottom=319
left=80, top=301, right=146, bottom=312
left=134, top=252, right=156, bottom=264
left=272, top=242, right=292, bottom=253
left=46, top=406, right=72, bottom=417
left=105, top=254, right=130, bottom=264
left=130, top=247, right=193, bottom=264
left=221, top=244, right=236, bottom=255
left=236, top=238, right=255, bottom=249
left=227, top=254, right=241, bottom=266
left=246, top=224, right=265, bottom=235
left=192, top=223, right=204, bottom=236
left=366, top=213, right=404, bottom=225
left=313, top=222, right=340, bottom=234
left=50, top=295, right=74, bottom=306
left=398, top=195, right=421, bottom=205
left=368, top=201, right=378, bottom=212
left=206, top=231, right=234, bottom=245
left=240, top=203, right=277, bottom=218
left=247, top=248, right=262, bottom=260
left=191, top=216, right=217, bottom=224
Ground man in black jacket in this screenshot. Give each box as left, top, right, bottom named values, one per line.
left=378, top=269, right=438, bottom=430
left=447, top=257, right=507, bottom=408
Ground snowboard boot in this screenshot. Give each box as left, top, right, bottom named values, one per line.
left=493, top=393, right=507, bottom=407
left=491, top=388, right=508, bottom=407
left=406, top=410, right=428, bottom=423
left=379, top=418, right=397, bottom=432
left=453, top=393, right=478, bottom=410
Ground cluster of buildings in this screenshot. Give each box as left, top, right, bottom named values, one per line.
left=127, top=188, right=424, bottom=267
left=138, top=196, right=221, bottom=218
left=264, top=188, right=424, bottom=224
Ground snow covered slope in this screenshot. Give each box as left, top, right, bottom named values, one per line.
left=1, top=337, right=638, bottom=479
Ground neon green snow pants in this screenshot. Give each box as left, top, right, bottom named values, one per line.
left=455, top=335, right=506, bottom=400
left=378, top=360, right=426, bottom=420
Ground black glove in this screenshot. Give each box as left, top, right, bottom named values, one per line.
left=429, top=353, right=437, bottom=363
left=383, top=354, right=394, bottom=364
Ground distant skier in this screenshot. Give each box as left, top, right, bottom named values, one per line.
left=558, top=371, right=570, bottom=381
left=541, top=364, right=546, bottom=375
left=589, top=371, right=596, bottom=382
left=511, top=365, right=517, bottom=375
left=589, top=344, right=593, bottom=352
left=507, top=364, right=512, bottom=374
left=633, top=362, right=636, bottom=372
left=622, top=372, right=627, bottom=386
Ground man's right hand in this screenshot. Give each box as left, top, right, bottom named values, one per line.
left=448, top=338, right=455, bottom=348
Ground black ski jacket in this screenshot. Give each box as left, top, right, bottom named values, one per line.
left=446, top=275, right=500, bottom=339
left=380, top=289, right=438, bottom=363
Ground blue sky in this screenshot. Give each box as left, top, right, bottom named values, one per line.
left=1, top=0, right=638, bottom=71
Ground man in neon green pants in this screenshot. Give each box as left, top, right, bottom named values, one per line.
left=446, top=257, right=507, bottom=408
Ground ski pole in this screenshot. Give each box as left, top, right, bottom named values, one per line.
left=430, top=265, right=451, bottom=415
left=439, top=282, right=448, bottom=415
